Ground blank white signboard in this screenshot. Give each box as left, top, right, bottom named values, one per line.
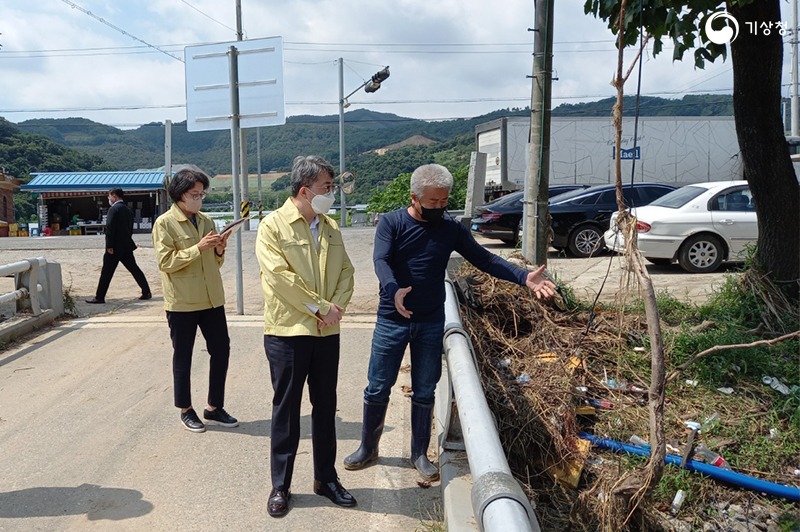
left=185, top=36, right=285, bottom=132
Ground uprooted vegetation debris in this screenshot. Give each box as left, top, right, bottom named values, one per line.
left=454, top=258, right=800, bottom=532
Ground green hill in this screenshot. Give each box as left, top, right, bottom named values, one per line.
left=0, top=117, right=114, bottom=179
left=12, top=108, right=530, bottom=177
left=3, top=94, right=743, bottom=206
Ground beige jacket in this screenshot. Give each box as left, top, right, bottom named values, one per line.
left=153, top=203, right=225, bottom=312
left=256, top=198, right=354, bottom=336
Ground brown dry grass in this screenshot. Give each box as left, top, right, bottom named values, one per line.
left=455, top=259, right=800, bottom=531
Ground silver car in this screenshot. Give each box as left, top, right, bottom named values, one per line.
left=603, top=180, right=757, bottom=273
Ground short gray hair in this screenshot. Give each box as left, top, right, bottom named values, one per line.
left=290, top=155, right=335, bottom=196
left=410, top=164, right=453, bottom=197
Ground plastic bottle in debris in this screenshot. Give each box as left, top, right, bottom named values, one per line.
left=588, top=399, right=614, bottom=409
left=671, top=489, right=686, bottom=515
left=602, top=378, right=628, bottom=391
left=762, top=376, right=790, bottom=395
left=693, top=443, right=731, bottom=469
left=629, top=435, right=650, bottom=449
left=700, top=412, right=720, bottom=433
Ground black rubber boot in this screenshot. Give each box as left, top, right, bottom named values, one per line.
left=410, top=402, right=439, bottom=481
left=343, top=401, right=388, bottom=470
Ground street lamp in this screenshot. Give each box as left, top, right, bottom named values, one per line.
left=338, top=58, right=390, bottom=227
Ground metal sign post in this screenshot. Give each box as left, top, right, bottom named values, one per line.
left=228, top=45, right=244, bottom=315
left=184, top=36, right=285, bottom=315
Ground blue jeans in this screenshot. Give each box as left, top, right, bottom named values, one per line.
left=363, top=316, right=444, bottom=407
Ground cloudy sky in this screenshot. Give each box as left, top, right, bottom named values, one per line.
left=0, top=0, right=795, bottom=129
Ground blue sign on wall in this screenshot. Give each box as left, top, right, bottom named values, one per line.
left=612, top=146, right=641, bottom=160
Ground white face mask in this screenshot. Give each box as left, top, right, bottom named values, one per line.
left=181, top=195, right=203, bottom=214
left=308, top=190, right=336, bottom=215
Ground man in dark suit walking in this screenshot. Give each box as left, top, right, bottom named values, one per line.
left=86, top=187, right=151, bottom=304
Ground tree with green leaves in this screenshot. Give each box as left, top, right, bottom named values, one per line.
left=270, top=174, right=291, bottom=191
left=585, top=0, right=799, bottom=299
left=366, top=165, right=468, bottom=214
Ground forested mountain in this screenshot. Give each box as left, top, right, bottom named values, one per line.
left=551, top=94, right=735, bottom=117
left=0, top=118, right=114, bottom=179
left=12, top=94, right=738, bottom=177
left=14, top=107, right=527, bottom=178
left=6, top=93, right=738, bottom=189
left=2, top=94, right=747, bottom=214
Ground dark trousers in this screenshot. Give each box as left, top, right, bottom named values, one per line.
left=167, top=306, right=230, bottom=409
left=95, top=250, right=150, bottom=300
left=264, top=334, right=340, bottom=491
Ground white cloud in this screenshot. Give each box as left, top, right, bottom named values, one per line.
left=0, top=0, right=791, bottom=128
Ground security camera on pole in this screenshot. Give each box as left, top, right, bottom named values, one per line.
left=338, top=60, right=390, bottom=227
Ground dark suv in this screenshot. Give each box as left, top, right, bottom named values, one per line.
left=548, top=182, right=676, bottom=257
left=470, top=185, right=588, bottom=245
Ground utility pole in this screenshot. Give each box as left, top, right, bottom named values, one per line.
left=257, top=127, right=263, bottom=219
left=525, top=0, right=555, bottom=265
left=235, top=0, right=251, bottom=230
left=163, top=119, right=172, bottom=216
left=338, top=58, right=347, bottom=227
left=228, top=45, right=244, bottom=315
left=792, top=0, right=799, bottom=136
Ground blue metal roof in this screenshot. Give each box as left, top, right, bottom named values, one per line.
left=21, top=171, right=166, bottom=192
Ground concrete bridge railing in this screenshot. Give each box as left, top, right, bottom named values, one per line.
left=0, top=257, right=63, bottom=343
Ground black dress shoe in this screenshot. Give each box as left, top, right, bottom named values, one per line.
left=85, top=298, right=105, bottom=304
left=268, top=488, right=290, bottom=517
left=313, top=479, right=356, bottom=507
left=139, top=292, right=152, bottom=300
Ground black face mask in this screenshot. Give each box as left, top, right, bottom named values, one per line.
left=420, top=205, right=446, bottom=223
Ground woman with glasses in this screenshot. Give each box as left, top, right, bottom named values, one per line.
left=152, top=166, right=239, bottom=433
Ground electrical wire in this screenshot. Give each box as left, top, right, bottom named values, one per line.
left=177, top=0, right=239, bottom=35
left=58, top=0, right=183, bottom=62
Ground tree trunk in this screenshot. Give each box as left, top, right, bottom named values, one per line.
left=729, top=0, right=800, bottom=298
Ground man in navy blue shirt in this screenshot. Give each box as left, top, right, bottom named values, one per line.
left=343, top=163, right=555, bottom=481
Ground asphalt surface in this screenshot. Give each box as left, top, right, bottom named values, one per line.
left=0, top=227, right=439, bottom=531
left=0, top=225, right=732, bottom=530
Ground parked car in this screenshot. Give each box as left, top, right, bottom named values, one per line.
left=603, top=180, right=756, bottom=273
left=548, top=182, right=677, bottom=257
left=470, top=185, right=589, bottom=245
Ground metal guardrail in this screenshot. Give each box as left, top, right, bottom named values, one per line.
left=441, top=276, right=540, bottom=532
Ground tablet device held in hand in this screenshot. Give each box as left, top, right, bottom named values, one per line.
left=220, top=217, right=249, bottom=236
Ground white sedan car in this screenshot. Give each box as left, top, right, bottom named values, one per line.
left=603, top=180, right=757, bottom=273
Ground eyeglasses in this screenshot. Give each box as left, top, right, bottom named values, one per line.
left=186, top=192, right=207, bottom=201
left=309, top=184, right=339, bottom=194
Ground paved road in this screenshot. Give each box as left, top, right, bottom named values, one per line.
left=0, top=225, right=733, bottom=531
left=0, top=228, right=440, bottom=531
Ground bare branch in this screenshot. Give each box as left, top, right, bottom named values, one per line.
left=666, top=330, right=800, bottom=382
left=621, top=34, right=652, bottom=84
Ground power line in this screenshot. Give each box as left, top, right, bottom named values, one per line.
left=58, top=0, right=183, bottom=62
left=0, top=40, right=650, bottom=59
left=178, top=0, right=239, bottom=35
left=1, top=104, right=186, bottom=113
left=11, top=38, right=798, bottom=60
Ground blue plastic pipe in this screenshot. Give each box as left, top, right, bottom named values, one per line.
left=579, top=432, right=800, bottom=501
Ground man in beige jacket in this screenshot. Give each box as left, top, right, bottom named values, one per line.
left=256, top=155, right=355, bottom=518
